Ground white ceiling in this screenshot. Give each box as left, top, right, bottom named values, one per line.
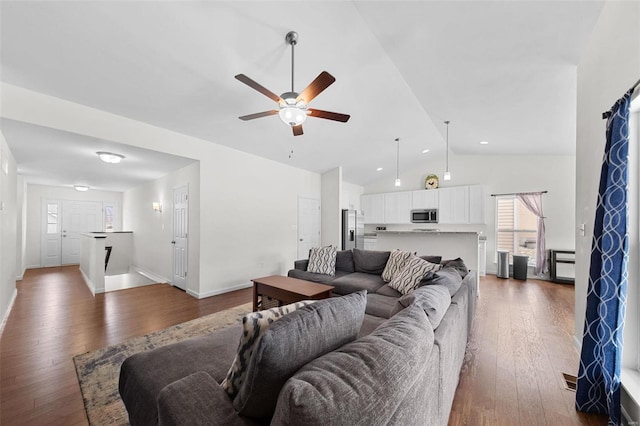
left=0, top=1, right=604, bottom=189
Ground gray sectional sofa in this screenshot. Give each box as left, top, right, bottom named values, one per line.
left=119, top=248, right=477, bottom=426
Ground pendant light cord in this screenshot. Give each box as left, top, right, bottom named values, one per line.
left=396, top=137, right=400, bottom=180
left=444, top=121, right=450, bottom=172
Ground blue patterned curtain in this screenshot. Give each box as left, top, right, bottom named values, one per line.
left=576, top=89, right=633, bottom=425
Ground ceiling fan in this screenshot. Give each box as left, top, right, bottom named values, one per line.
left=235, top=31, right=350, bottom=136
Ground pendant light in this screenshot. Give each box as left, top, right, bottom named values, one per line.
left=394, top=137, right=401, bottom=187
left=443, top=121, right=451, bottom=181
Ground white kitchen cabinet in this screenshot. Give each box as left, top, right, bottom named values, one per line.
left=412, top=190, right=439, bottom=209
left=361, top=194, right=385, bottom=224
left=438, top=186, right=469, bottom=224
left=468, top=185, right=485, bottom=224
left=384, top=192, right=412, bottom=224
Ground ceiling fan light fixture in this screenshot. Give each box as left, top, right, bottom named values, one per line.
left=279, top=106, right=307, bottom=126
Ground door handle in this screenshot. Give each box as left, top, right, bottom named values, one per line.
left=171, top=241, right=176, bottom=244
left=300, top=238, right=303, bottom=242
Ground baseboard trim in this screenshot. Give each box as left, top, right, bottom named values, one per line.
left=79, top=268, right=99, bottom=295
left=131, top=265, right=170, bottom=285
left=0, top=288, right=18, bottom=336
left=188, top=282, right=253, bottom=299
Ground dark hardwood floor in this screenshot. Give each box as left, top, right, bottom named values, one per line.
left=0, top=266, right=607, bottom=425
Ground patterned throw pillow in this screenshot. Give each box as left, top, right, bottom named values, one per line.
left=307, top=245, right=337, bottom=276
left=388, top=256, right=442, bottom=295
left=221, top=300, right=315, bottom=398
left=381, top=249, right=412, bottom=282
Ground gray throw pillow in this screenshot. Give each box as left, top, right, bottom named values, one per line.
left=440, top=257, right=469, bottom=278
left=232, top=291, right=367, bottom=419
left=221, top=300, right=314, bottom=399
left=420, top=266, right=464, bottom=296
left=335, top=250, right=355, bottom=273
left=390, top=284, right=452, bottom=328
left=353, top=248, right=391, bottom=275
left=419, top=255, right=442, bottom=264
left=272, top=304, right=434, bottom=425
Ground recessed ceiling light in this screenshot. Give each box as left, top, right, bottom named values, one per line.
left=97, top=151, right=125, bottom=163
left=74, top=185, right=90, bottom=192
left=422, top=149, right=430, bottom=154
left=480, top=141, right=489, bottom=145
left=376, top=167, right=383, bottom=172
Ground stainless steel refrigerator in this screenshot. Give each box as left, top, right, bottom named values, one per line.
left=342, top=209, right=364, bottom=250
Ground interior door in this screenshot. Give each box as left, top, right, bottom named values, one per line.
left=172, top=186, right=188, bottom=290
left=41, top=199, right=62, bottom=267
left=61, top=200, right=103, bottom=264
left=298, top=197, right=320, bottom=259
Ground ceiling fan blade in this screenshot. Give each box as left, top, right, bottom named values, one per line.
left=292, top=125, right=304, bottom=136
left=239, top=110, right=279, bottom=121
left=235, top=74, right=283, bottom=103
left=296, top=71, right=336, bottom=104
left=307, top=108, right=350, bottom=123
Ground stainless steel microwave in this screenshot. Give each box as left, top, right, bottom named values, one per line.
left=411, top=209, right=438, bottom=223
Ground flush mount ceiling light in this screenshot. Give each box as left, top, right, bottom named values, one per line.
left=444, top=121, right=451, bottom=181
left=480, top=141, right=489, bottom=145
left=422, top=149, right=430, bottom=154
left=376, top=167, right=383, bottom=172
left=74, top=185, right=89, bottom=192
left=394, top=137, right=401, bottom=187
left=235, top=31, right=350, bottom=136
left=97, top=151, right=125, bottom=164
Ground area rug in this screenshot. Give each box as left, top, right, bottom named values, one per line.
left=73, top=302, right=252, bottom=425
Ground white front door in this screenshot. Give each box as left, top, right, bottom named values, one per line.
left=298, top=197, right=321, bottom=259
left=172, top=186, right=188, bottom=290
left=41, top=199, right=62, bottom=267
left=61, top=200, right=103, bottom=264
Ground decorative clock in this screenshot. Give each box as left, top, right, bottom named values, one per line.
left=425, top=174, right=439, bottom=190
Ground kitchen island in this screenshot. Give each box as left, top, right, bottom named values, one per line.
left=375, top=230, right=481, bottom=293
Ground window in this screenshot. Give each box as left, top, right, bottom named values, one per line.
left=47, top=203, right=58, bottom=234
left=495, top=196, right=538, bottom=265
left=103, top=203, right=115, bottom=231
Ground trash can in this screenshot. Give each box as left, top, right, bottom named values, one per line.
left=513, top=255, right=529, bottom=280
left=497, top=250, right=509, bottom=279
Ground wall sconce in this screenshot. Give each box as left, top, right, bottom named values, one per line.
left=152, top=202, right=162, bottom=212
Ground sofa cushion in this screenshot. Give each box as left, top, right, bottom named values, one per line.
left=232, top=291, right=367, bottom=419
left=307, top=246, right=337, bottom=275
left=353, top=248, right=390, bottom=275
left=381, top=249, right=412, bottom=282
left=420, top=266, right=464, bottom=296
left=221, top=301, right=314, bottom=399
left=335, top=250, right=355, bottom=273
left=390, top=284, right=452, bottom=328
left=365, top=293, right=398, bottom=319
left=272, top=304, right=435, bottom=426
left=330, top=272, right=386, bottom=295
left=388, top=256, right=441, bottom=295
left=374, top=284, right=402, bottom=298
left=119, top=325, right=243, bottom=426
left=441, top=257, right=469, bottom=278
left=287, top=268, right=350, bottom=285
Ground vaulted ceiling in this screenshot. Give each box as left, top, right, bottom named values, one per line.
left=0, top=1, right=604, bottom=189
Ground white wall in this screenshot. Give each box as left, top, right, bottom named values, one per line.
left=123, top=162, right=199, bottom=289
left=16, top=175, right=27, bottom=279
left=364, top=154, right=576, bottom=275
left=575, top=1, right=640, bottom=420
left=342, top=181, right=364, bottom=210
left=0, top=131, right=18, bottom=329
left=24, top=184, right=123, bottom=269
left=321, top=167, right=342, bottom=247
left=1, top=85, right=324, bottom=298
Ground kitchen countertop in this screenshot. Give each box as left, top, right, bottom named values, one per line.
left=376, top=230, right=480, bottom=235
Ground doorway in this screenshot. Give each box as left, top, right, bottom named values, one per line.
left=297, top=196, right=321, bottom=259
left=41, top=199, right=104, bottom=267
left=172, top=185, right=189, bottom=290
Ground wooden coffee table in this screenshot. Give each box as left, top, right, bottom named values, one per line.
left=252, top=275, right=334, bottom=311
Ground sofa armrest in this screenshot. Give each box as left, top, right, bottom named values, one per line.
left=157, top=371, right=258, bottom=426
left=294, top=259, right=309, bottom=271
